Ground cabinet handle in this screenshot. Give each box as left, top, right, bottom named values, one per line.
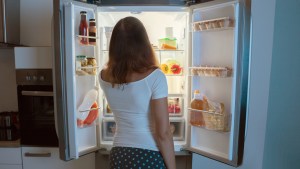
left=24, top=152, right=51, bottom=157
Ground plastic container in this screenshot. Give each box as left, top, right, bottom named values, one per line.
left=158, top=38, right=177, bottom=50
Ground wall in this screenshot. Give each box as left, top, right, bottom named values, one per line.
left=0, top=49, right=18, bottom=112
left=262, top=0, right=300, bottom=169
left=191, top=0, right=276, bottom=168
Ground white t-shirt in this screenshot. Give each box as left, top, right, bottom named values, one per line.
left=99, top=69, right=168, bottom=151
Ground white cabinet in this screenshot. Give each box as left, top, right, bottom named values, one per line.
left=0, top=147, right=22, bottom=169
left=14, top=47, right=52, bottom=69
left=20, top=0, right=53, bottom=46
left=22, top=147, right=95, bottom=169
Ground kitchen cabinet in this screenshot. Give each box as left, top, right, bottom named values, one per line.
left=14, top=47, right=52, bottom=69
left=0, top=147, right=22, bottom=169
left=22, top=147, right=95, bottom=169
left=20, top=0, right=53, bottom=46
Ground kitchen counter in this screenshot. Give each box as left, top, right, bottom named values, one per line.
left=0, top=139, right=21, bottom=147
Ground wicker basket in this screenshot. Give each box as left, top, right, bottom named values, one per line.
left=202, top=111, right=229, bottom=132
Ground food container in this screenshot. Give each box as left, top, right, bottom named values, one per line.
left=203, top=111, right=229, bottom=131
left=168, top=97, right=182, bottom=115
left=86, top=57, right=97, bottom=75
left=158, top=38, right=177, bottom=50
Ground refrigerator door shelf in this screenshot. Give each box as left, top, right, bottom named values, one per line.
left=168, top=97, right=184, bottom=117
left=192, top=16, right=235, bottom=32
left=189, top=66, right=233, bottom=78
left=169, top=118, right=185, bottom=141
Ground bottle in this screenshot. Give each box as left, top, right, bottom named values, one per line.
left=88, top=19, right=97, bottom=45
left=190, top=90, right=208, bottom=127
left=79, top=11, right=88, bottom=45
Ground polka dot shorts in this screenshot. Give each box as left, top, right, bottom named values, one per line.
left=109, top=146, right=166, bottom=169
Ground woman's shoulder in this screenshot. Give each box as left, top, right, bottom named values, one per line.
left=100, top=68, right=109, bottom=81
left=146, top=69, right=166, bottom=82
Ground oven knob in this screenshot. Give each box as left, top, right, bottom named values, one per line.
left=32, top=76, right=37, bottom=81
left=26, top=76, right=31, bottom=81
left=39, top=76, right=45, bottom=81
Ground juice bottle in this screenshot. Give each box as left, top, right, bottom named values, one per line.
left=190, top=90, right=208, bottom=127
left=79, top=11, right=88, bottom=45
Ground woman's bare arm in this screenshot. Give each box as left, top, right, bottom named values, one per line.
left=151, top=97, right=176, bottom=169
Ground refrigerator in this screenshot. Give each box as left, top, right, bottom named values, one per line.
left=53, top=0, right=250, bottom=167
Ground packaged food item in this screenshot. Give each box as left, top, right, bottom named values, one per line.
left=83, top=102, right=99, bottom=125
left=86, top=57, right=97, bottom=75
left=168, top=98, right=181, bottom=114
left=158, top=38, right=177, bottom=50
left=77, top=89, right=98, bottom=121
left=190, top=90, right=208, bottom=127
left=79, top=11, right=88, bottom=45
left=88, top=19, right=97, bottom=45
left=76, top=55, right=87, bottom=70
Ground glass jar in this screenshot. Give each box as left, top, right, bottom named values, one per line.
left=76, top=55, right=87, bottom=75
left=88, top=19, right=97, bottom=45
left=86, top=57, right=97, bottom=75
left=79, top=11, right=88, bottom=45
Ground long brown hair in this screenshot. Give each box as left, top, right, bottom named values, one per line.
left=106, top=17, right=159, bottom=86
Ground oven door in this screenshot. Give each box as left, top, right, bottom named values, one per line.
left=18, top=85, right=58, bottom=147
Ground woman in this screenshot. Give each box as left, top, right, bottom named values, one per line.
left=99, top=16, right=176, bottom=169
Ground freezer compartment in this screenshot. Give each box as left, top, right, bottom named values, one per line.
left=170, top=119, right=185, bottom=141
left=189, top=109, right=229, bottom=132
left=168, top=97, right=183, bottom=116
left=102, top=119, right=116, bottom=141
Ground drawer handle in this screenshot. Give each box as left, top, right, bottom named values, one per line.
left=24, top=152, right=51, bottom=157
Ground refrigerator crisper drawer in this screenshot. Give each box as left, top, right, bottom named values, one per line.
left=170, top=119, right=185, bottom=141
left=102, top=119, right=116, bottom=141
left=102, top=119, right=185, bottom=141
left=168, top=97, right=184, bottom=116
left=99, top=0, right=185, bottom=5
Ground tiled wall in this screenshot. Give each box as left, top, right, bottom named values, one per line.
left=0, top=49, right=18, bottom=112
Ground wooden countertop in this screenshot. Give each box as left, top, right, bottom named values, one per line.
left=0, top=139, right=21, bottom=147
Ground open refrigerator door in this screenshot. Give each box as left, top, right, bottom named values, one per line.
left=58, top=1, right=100, bottom=160
left=186, top=0, right=249, bottom=166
